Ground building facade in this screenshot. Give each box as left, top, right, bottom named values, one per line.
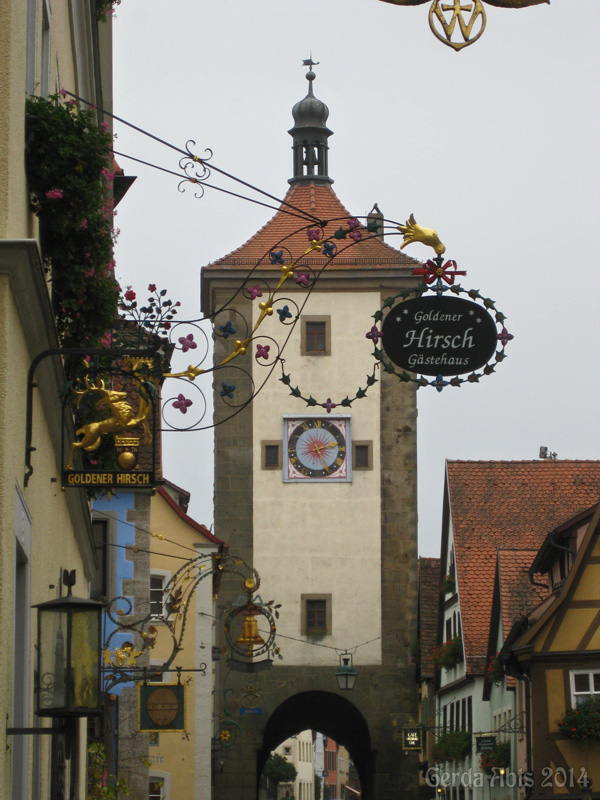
left=0, top=3, right=112, bottom=798
left=202, top=66, right=421, bottom=800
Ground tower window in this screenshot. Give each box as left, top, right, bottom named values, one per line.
left=353, top=442, right=373, bottom=470
left=262, top=441, right=281, bottom=469
left=301, top=316, right=331, bottom=356
left=301, top=594, right=332, bottom=635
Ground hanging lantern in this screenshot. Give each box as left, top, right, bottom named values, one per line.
left=335, top=652, right=357, bottom=691
left=34, top=570, right=105, bottom=717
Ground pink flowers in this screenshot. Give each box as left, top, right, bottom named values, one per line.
left=80, top=219, right=88, bottom=229
left=45, top=189, right=63, bottom=200
left=248, top=285, right=263, bottom=300
left=178, top=334, right=197, bottom=353
left=124, top=287, right=136, bottom=302
left=99, top=331, right=112, bottom=348
left=295, top=272, right=309, bottom=287
left=60, top=88, right=68, bottom=98
left=173, top=394, right=193, bottom=414
left=307, top=228, right=321, bottom=242
left=256, top=344, right=270, bottom=360
left=101, top=121, right=109, bottom=132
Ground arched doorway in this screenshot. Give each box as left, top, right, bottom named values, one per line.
left=258, top=691, right=374, bottom=800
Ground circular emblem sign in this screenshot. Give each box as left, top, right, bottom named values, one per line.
left=381, top=295, right=497, bottom=377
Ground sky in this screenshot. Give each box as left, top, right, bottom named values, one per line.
left=112, top=0, right=600, bottom=558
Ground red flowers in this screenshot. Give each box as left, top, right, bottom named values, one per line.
left=124, top=287, right=136, bottom=302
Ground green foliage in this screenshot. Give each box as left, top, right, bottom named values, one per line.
left=431, top=730, right=472, bottom=763
left=25, top=93, right=120, bottom=349
left=314, top=774, right=322, bottom=800
left=440, top=574, right=456, bottom=595
left=557, top=696, right=600, bottom=742
left=479, top=740, right=511, bottom=776
left=433, top=636, right=463, bottom=671
left=263, top=753, right=298, bottom=797
left=88, top=743, right=129, bottom=799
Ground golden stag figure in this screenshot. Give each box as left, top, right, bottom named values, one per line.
left=65, top=374, right=154, bottom=470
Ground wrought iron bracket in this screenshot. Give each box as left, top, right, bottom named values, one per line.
left=25, top=343, right=161, bottom=486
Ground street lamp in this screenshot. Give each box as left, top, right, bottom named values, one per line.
left=335, top=652, right=357, bottom=691
left=34, top=569, right=105, bottom=717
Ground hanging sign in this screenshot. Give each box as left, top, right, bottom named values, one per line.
left=370, top=256, right=513, bottom=392
left=139, top=684, right=186, bottom=732
left=402, top=727, right=423, bottom=751
left=381, top=295, right=497, bottom=376
left=476, top=735, right=497, bottom=753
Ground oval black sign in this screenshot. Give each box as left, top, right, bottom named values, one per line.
left=381, top=295, right=498, bottom=376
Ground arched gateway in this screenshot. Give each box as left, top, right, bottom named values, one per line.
left=202, top=65, right=421, bottom=800
left=259, top=692, right=372, bottom=798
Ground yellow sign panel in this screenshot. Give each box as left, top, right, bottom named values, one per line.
left=62, top=470, right=153, bottom=488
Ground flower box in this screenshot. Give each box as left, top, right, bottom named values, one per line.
left=557, top=696, right=600, bottom=742
left=433, top=636, right=463, bottom=671
left=431, top=730, right=471, bottom=763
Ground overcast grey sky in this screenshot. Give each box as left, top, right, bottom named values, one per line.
left=113, top=0, right=600, bottom=557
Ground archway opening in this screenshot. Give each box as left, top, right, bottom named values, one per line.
left=258, top=692, right=373, bottom=800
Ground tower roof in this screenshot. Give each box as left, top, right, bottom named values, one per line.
left=203, top=182, right=418, bottom=272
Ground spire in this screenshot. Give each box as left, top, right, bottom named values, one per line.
left=288, top=59, right=333, bottom=186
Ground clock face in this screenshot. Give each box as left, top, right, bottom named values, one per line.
left=284, top=416, right=351, bottom=482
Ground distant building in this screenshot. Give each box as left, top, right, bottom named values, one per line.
left=274, top=730, right=315, bottom=800
left=432, top=459, right=600, bottom=799
left=93, top=480, right=222, bottom=800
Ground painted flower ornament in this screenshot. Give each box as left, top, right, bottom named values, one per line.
left=178, top=333, right=197, bottom=353
left=248, top=285, right=263, bottom=300
left=173, top=394, right=193, bottom=414
left=256, top=344, right=270, bottom=360
left=366, top=325, right=383, bottom=344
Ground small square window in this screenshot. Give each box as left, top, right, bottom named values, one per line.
left=262, top=441, right=281, bottom=469
left=301, top=315, right=331, bottom=356
left=353, top=441, right=373, bottom=470
left=574, top=674, right=590, bottom=693
left=301, top=593, right=332, bottom=635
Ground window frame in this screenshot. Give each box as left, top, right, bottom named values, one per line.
left=352, top=441, right=373, bottom=471
left=301, top=593, right=332, bottom=636
left=150, top=569, right=172, bottom=621
left=301, top=315, right=331, bottom=357
left=261, top=441, right=281, bottom=470
left=570, top=670, right=600, bottom=706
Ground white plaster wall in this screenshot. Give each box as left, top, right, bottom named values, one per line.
left=253, top=288, right=382, bottom=665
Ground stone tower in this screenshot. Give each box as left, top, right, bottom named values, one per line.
left=201, top=65, right=421, bottom=800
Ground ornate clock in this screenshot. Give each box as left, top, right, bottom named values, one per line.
left=283, top=416, right=351, bottom=482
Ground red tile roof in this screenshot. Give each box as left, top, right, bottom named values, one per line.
left=447, top=460, right=600, bottom=673
left=203, top=182, right=419, bottom=271
left=419, top=557, right=441, bottom=678
left=497, top=549, right=548, bottom=641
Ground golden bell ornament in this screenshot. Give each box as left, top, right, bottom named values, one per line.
left=236, top=614, right=266, bottom=654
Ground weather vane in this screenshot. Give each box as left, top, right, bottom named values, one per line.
left=377, top=0, right=548, bottom=51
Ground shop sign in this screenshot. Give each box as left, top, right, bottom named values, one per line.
left=381, top=295, right=498, bottom=377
